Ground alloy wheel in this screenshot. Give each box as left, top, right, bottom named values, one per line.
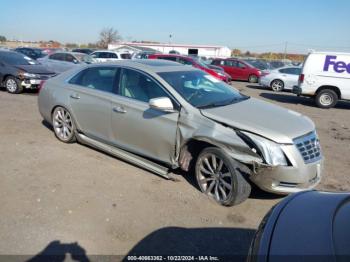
left=53, top=107, right=74, bottom=142
left=6, top=79, right=18, bottom=93
left=271, top=80, right=283, bottom=91
left=197, top=153, right=233, bottom=203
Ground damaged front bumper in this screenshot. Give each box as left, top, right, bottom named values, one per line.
left=249, top=143, right=323, bottom=194
left=21, top=78, right=42, bottom=89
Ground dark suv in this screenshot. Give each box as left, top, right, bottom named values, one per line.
left=0, top=50, right=55, bottom=94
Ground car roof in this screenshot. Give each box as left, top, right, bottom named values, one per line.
left=86, top=59, right=197, bottom=73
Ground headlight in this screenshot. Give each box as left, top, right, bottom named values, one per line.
left=242, top=131, right=288, bottom=166
left=20, top=72, right=39, bottom=78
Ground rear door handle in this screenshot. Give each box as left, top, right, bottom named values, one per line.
left=70, top=93, right=80, bottom=99
left=113, top=106, right=127, bottom=113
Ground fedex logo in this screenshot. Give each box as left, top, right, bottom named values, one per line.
left=323, top=55, right=350, bottom=73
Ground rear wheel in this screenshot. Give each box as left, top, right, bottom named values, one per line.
left=315, top=89, right=338, bottom=108
left=5, top=76, right=23, bottom=94
left=248, top=75, right=258, bottom=83
left=270, top=79, right=284, bottom=92
left=52, top=107, right=76, bottom=143
left=195, top=147, right=251, bottom=206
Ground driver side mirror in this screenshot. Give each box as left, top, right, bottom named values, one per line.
left=73, top=59, right=79, bottom=64
left=149, top=97, right=175, bottom=113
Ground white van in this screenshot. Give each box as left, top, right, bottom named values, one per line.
left=293, top=51, right=350, bottom=108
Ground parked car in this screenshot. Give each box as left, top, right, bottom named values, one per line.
left=0, top=50, right=55, bottom=93
left=14, top=47, right=46, bottom=60
left=90, top=50, right=131, bottom=62
left=259, top=67, right=301, bottom=92
left=148, top=54, right=230, bottom=82
left=293, top=51, right=350, bottom=108
left=211, top=58, right=262, bottom=83
left=38, top=52, right=93, bottom=74
left=71, top=48, right=95, bottom=55
left=248, top=190, right=350, bottom=261
left=38, top=60, right=323, bottom=206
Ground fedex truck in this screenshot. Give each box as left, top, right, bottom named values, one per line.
left=293, top=51, right=350, bottom=108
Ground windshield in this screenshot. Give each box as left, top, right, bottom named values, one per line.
left=0, top=52, right=38, bottom=65
left=158, top=70, right=248, bottom=108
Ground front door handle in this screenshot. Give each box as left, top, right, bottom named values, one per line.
left=113, top=106, right=127, bottom=113
left=70, top=93, right=80, bottom=99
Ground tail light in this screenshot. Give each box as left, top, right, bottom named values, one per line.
left=299, top=74, right=304, bottom=83
left=261, top=72, right=270, bottom=77
left=38, top=80, right=46, bottom=93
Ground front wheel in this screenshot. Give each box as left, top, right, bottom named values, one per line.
left=195, top=147, right=251, bottom=206
left=248, top=75, right=258, bottom=83
left=5, top=76, right=23, bottom=94
left=315, top=89, right=338, bottom=108
left=52, top=107, right=76, bottom=143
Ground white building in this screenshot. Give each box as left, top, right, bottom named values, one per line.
left=108, top=42, right=231, bottom=58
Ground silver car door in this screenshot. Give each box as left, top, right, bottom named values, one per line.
left=67, top=66, right=119, bottom=141
left=110, top=68, right=179, bottom=164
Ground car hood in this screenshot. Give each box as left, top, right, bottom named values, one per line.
left=200, top=97, right=315, bottom=144
left=14, top=64, right=55, bottom=74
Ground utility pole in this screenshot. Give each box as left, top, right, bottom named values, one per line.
left=284, top=41, right=288, bottom=60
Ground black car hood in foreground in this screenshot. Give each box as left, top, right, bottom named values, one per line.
left=200, top=97, right=315, bottom=144
left=14, top=64, right=55, bottom=75
left=249, top=191, right=350, bottom=262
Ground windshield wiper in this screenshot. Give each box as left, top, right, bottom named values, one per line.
left=197, top=96, right=249, bottom=109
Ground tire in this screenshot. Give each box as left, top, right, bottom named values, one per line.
left=270, top=79, right=284, bottom=92
left=195, top=147, right=251, bottom=206
left=52, top=106, right=76, bottom=143
left=315, top=89, right=338, bottom=109
left=5, top=76, right=23, bottom=94
left=248, top=75, right=258, bottom=83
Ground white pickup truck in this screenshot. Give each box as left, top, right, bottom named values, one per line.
left=293, top=51, right=350, bottom=108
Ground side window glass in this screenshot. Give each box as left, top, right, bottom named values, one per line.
left=119, top=69, right=170, bottom=103
left=69, top=67, right=118, bottom=93
left=224, top=60, right=234, bottom=67
left=238, top=62, right=246, bottom=68
left=49, top=53, right=63, bottom=61
left=279, top=68, right=289, bottom=74
left=109, top=53, right=118, bottom=59
left=65, top=54, right=75, bottom=63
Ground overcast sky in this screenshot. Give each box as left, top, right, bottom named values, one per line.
left=1, top=0, right=350, bottom=53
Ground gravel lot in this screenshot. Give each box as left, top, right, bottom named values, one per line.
left=0, top=81, right=349, bottom=260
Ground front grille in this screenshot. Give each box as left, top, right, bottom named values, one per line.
left=294, top=131, right=322, bottom=164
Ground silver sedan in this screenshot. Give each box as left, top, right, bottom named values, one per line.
left=38, top=52, right=93, bottom=74
left=259, top=66, right=301, bottom=91
left=38, top=60, right=322, bottom=206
